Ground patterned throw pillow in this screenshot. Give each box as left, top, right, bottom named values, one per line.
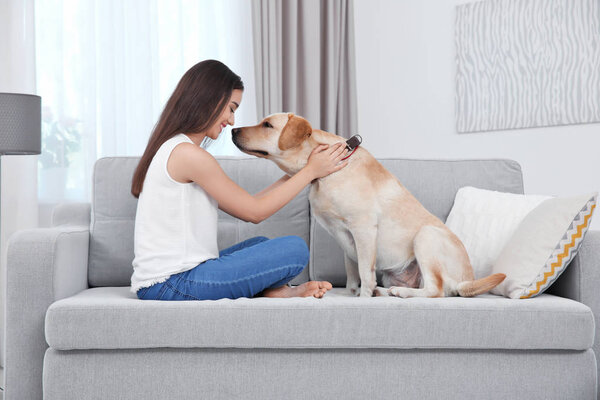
left=490, top=192, right=597, bottom=299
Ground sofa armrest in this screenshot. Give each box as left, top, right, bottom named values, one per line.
left=4, top=226, right=89, bottom=400
left=547, top=230, right=600, bottom=395
left=51, top=202, right=91, bottom=227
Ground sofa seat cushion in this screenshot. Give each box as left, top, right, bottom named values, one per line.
left=45, top=287, right=595, bottom=351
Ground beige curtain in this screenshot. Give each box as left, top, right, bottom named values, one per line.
left=252, top=0, right=358, bottom=139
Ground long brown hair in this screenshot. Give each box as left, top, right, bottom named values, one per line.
left=131, top=60, right=244, bottom=198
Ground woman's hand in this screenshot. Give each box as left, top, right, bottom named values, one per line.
left=305, top=142, right=349, bottom=179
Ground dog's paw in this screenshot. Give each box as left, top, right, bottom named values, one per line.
left=388, top=286, right=409, bottom=298
left=359, top=287, right=374, bottom=297
left=373, top=286, right=389, bottom=297
left=347, top=284, right=360, bottom=296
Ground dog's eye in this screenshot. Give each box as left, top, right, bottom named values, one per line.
left=263, top=121, right=273, bottom=129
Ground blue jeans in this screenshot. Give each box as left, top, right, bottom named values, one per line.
left=136, top=235, right=309, bottom=301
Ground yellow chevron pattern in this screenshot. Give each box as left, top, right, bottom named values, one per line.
left=521, top=203, right=596, bottom=299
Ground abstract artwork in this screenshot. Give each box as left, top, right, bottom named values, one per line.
left=455, top=0, right=600, bottom=133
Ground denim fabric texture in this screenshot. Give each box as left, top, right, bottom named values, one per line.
left=136, top=235, right=309, bottom=300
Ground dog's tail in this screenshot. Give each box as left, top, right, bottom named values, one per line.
left=456, top=273, right=506, bottom=297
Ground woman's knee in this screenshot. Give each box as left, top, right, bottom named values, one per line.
left=243, top=236, right=269, bottom=247
left=278, top=235, right=309, bottom=266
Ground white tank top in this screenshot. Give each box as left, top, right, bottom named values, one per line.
left=130, top=133, right=219, bottom=294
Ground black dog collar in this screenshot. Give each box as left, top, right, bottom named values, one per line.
left=342, top=134, right=362, bottom=160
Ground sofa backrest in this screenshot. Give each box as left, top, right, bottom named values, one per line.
left=88, top=156, right=523, bottom=289
left=309, top=159, right=524, bottom=285
left=88, top=156, right=310, bottom=287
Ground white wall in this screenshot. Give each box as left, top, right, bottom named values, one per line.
left=354, top=0, right=600, bottom=230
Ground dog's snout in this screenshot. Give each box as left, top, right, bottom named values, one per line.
left=232, top=128, right=241, bottom=135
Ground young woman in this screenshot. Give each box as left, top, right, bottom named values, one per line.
left=130, top=60, right=349, bottom=301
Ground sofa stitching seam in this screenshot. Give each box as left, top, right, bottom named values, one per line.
left=47, top=308, right=593, bottom=314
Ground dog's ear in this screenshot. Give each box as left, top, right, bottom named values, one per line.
left=278, top=114, right=312, bottom=151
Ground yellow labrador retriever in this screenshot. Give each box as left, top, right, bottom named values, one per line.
left=231, top=113, right=506, bottom=298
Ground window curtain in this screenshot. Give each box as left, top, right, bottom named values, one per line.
left=34, top=0, right=257, bottom=204
left=251, top=0, right=358, bottom=138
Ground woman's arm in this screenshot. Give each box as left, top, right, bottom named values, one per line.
left=173, top=142, right=346, bottom=224
left=254, top=174, right=291, bottom=198
left=246, top=168, right=314, bottom=223
left=188, top=150, right=313, bottom=223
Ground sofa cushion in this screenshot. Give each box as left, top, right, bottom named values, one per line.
left=89, top=156, right=311, bottom=288
left=45, top=286, right=594, bottom=351
left=310, top=158, right=524, bottom=285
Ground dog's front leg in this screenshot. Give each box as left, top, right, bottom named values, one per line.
left=351, top=226, right=378, bottom=297
left=344, top=254, right=361, bottom=296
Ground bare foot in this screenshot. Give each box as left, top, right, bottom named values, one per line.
left=261, top=281, right=333, bottom=298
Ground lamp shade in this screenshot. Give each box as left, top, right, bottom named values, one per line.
left=0, top=92, right=41, bottom=155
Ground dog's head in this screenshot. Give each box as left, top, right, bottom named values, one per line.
left=232, top=113, right=316, bottom=175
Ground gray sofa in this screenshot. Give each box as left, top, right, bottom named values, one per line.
left=5, top=156, right=599, bottom=400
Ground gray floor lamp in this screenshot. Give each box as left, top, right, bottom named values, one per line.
left=0, top=92, right=42, bottom=254
left=0, top=93, right=40, bottom=393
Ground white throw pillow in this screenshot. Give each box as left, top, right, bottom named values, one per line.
left=490, top=192, right=597, bottom=299
left=445, top=187, right=552, bottom=279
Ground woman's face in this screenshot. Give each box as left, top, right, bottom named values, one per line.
left=206, top=89, right=243, bottom=140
